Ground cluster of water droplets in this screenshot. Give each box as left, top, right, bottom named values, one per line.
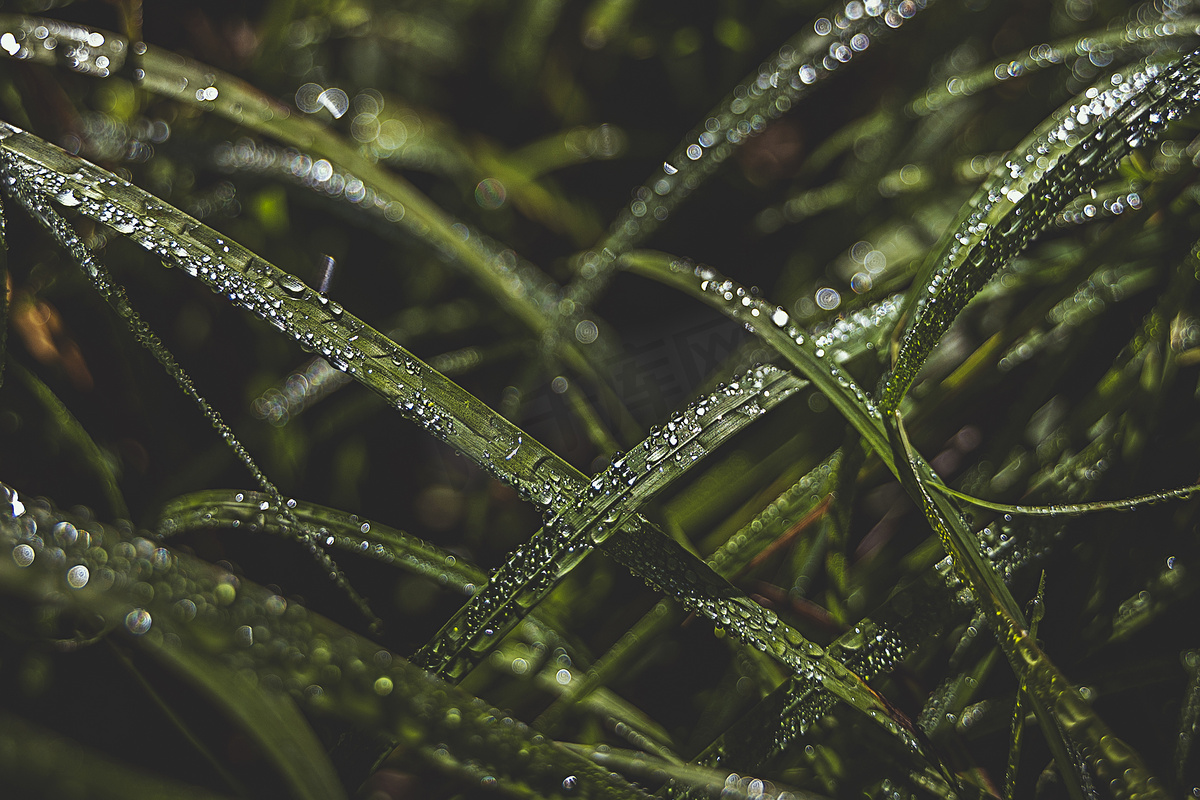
left=708, top=452, right=840, bottom=577
left=0, top=16, right=126, bottom=77
left=1055, top=185, right=1143, bottom=227
left=215, top=138, right=383, bottom=209
left=885, top=49, right=1200, bottom=411
left=681, top=259, right=882, bottom=421
left=810, top=293, right=903, bottom=363
left=910, top=16, right=1200, bottom=116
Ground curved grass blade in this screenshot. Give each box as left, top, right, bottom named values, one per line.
left=0, top=709, right=235, bottom=800
left=563, top=742, right=826, bottom=800
left=565, top=0, right=935, bottom=308
left=930, top=480, right=1200, bottom=516
left=881, top=51, right=1200, bottom=413
left=621, top=251, right=894, bottom=462
left=908, top=17, right=1200, bottom=118
left=9, top=360, right=129, bottom=520
left=156, top=490, right=488, bottom=593
left=0, top=142, right=379, bottom=626
left=887, top=411, right=1169, bottom=800
left=414, top=364, right=807, bottom=679
left=0, top=123, right=947, bottom=772
left=0, top=486, right=651, bottom=800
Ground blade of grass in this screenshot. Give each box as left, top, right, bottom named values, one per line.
left=1005, top=571, right=1047, bottom=800
left=414, top=363, right=807, bottom=679
left=887, top=410, right=1168, bottom=800
left=155, top=490, right=488, bottom=593
left=930, top=480, right=1200, bottom=516
left=882, top=51, right=1200, bottom=413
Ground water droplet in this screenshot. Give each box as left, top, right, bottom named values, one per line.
left=12, top=544, right=35, bottom=567
left=125, top=608, right=152, bottom=635
left=279, top=274, right=306, bottom=295
left=66, top=564, right=89, bottom=588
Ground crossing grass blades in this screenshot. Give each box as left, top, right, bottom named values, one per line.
left=2, top=1, right=1200, bottom=798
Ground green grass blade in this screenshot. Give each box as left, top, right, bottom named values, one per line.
left=415, top=364, right=806, bottom=679
left=155, top=490, right=488, bottom=593
left=881, top=51, right=1200, bottom=413
left=887, top=411, right=1169, bottom=800
left=931, top=480, right=1200, bottom=516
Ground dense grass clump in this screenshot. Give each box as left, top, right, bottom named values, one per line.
left=1, top=1, right=1200, bottom=798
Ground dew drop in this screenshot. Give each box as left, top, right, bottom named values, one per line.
left=66, top=564, right=90, bottom=588
left=125, top=608, right=152, bottom=635
left=279, top=274, right=307, bottom=295
left=12, top=544, right=34, bottom=567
